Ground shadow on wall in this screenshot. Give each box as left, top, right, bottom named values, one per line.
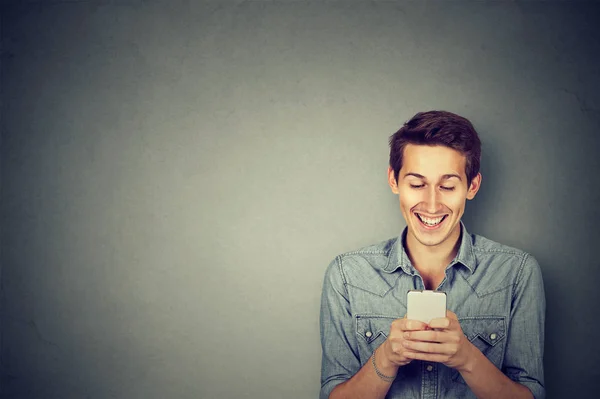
left=461, top=135, right=501, bottom=237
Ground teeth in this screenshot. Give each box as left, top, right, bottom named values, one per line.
left=417, top=214, right=444, bottom=226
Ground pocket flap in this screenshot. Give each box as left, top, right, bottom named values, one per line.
left=459, top=316, right=506, bottom=346
left=355, top=315, right=395, bottom=344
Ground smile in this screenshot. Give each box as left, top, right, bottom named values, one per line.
left=415, top=213, right=448, bottom=228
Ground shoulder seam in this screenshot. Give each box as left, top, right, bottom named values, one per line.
left=472, top=247, right=527, bottom=256
left=336, top=238, right=397, bottom=258
left=339, top=250, right=390, bottom=257
left=334, top=255, right=349, bottom=291
left=512, top=252, right=531, bottom=301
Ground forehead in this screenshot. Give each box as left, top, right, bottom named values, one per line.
left=401, top=144, right=467, bottom=178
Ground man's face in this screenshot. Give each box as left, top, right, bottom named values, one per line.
left=388, top=144, right=481, bottom=249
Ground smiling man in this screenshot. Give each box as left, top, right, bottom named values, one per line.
left=319, top=111, right=545, bottom=399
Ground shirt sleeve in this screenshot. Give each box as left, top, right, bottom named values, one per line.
left=319, top=256, right=361, bottom=399
left=503, top=253, right=546, bottom=399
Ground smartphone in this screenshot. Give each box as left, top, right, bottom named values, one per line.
left=406, top=290, right=447, bottom=324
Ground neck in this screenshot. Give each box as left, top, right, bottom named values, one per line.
left=404, top=224, right=462, bottom=275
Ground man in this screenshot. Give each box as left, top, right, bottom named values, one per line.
left=319, top=111, right=545, bottom=399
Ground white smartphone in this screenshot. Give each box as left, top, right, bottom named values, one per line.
left=406, top=290, right=447, bottom=324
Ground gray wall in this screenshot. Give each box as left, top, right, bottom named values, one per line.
left=1, top=1, right=599, bottom=398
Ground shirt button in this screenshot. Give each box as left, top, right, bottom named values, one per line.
left=490, top=333, right=497, bottom=340
left=365, top=331, right=373, bottom=338
left=426, top=365, right=434, bottom=372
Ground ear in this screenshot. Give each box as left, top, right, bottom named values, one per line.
left=388, top=166, right=400, bottom=194
left=466, top=173, right=482, bottom=200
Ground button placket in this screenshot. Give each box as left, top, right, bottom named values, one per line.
left=422, top=362, right=438, bottom=397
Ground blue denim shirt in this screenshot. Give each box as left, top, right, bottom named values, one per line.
left=320, top=223, right=545, bottom=399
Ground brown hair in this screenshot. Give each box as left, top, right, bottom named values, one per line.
left=389, top=110, right=481, bottom=186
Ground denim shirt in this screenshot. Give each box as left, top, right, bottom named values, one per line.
left=319, top=223, right=545, bottom=399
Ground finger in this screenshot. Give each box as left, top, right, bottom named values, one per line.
left=428, top=317, right=451, bottom=329
left=404, top=351, right=449, bottom=363
left=446, top=310, right=458, bottom=320
left=403, top=340, right=455, bottom=355
left=393, top=318, right=427, bottom=331
left=439, top=316, right=463, bottom=334
left=406, top=330, right=462, bottom=346
left=402, top=319, right=429, bottom=331
left=404, top=330, right=454, bottom=343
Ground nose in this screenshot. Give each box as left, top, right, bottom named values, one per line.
left=424, top=186, right=443, bottom=214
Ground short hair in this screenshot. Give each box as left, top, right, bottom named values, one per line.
left=389, top=110, right=482, bottom=186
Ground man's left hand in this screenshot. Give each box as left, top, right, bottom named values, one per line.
left=402, top=310, right=475, bottom=372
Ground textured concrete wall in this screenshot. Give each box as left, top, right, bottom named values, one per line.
left=1, top=1, right=599, bottom=398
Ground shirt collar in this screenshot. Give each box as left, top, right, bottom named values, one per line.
left=384, top=221, right=477, bottom=274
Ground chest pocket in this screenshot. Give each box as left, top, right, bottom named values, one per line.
left=452, top=316, right=507, bottom=384
left=355, top=315, right=396, bottom=364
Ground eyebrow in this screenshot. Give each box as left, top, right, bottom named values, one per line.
left=403, top=172, right=462, bottom=181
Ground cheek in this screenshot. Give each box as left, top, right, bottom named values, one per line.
left=398, top=189, right=421, bottom=208
left=442, top=194, right=467, bottom=210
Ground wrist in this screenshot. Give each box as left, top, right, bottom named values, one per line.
left=457, top=341, right=479, bottom=374
left=372, top=344, right=397, bottom=383
left=377, top=340, right=399, bottom=374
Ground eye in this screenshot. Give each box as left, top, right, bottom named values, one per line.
left=410, top=184, right=425, bottom=189
left=440, top=186, right=455, bottom=191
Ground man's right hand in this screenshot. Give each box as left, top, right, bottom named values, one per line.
left=377, top=316, right=429, bottom=371
left=329, top=316, right=430, bottom=399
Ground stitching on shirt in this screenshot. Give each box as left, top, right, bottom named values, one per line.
left=345, top=283, right=392, bottom=298
left=355, top=315, right=396, bottom=342
left=339, top=250, right=390, bottom=257
left=514, top=252, right=529, bottom=285
left=459, top=316, right=507, bottom=345
left=355, top=314, right=398, bottom=319
left=345, top=273, right=401, bottom=297
left=459, top=248, right=529, bottom=297
left=459, top=271, right=513, bottom=298
left=512, top=253, right=530, bottom=300
left=472, top=247, right=527, bottom=256
left=458, top=315, right=506, bottom=321
left=338, top=249, right=405, bottom=274
left=337, top=238, right=396, bottom=257
left=334, top=256, right=350, bottom=300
